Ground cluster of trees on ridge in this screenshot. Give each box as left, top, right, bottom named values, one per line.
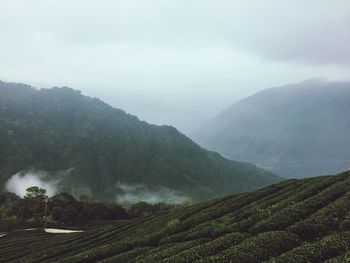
left=0, top=187, right=183, bottom=231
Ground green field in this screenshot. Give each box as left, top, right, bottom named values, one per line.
left=2, top=171, right=350, bottom=262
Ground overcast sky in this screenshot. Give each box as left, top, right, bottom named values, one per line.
left=1, top=0, right=350, bottom=133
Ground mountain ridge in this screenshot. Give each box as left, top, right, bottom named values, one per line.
left=0, top=80, right=280, bottom=202
left=193, top=80, right=350, bottom=178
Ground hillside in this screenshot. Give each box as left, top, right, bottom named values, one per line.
left=1, top=170, right=350, bottom=262
left=0, top=81, right=279, bottom=202
left=193, top=80, right=350, bottom=178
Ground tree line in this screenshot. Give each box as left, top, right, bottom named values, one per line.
left=0, top=187, right=183, bottom=230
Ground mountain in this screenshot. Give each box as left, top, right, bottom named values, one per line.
left=102, top=93, right=207, bottom=134
left=193, top=80, right=350, bottom=178
left=0, top=80, right=279, bottom=202
left=2, top=170, right=350, bottom=262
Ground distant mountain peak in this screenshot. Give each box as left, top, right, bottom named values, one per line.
left=193, top=80, right=350, bottom=178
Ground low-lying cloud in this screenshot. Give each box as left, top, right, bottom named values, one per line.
left=2, top=0, right=350, bottom=135
left=115, top=183, right=191, bottom=205
left=5, top=170, right=63, bottom=197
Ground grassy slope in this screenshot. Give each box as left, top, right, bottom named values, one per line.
left=2, top=171, right=350, bottom=262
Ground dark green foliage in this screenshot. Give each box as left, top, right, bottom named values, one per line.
left=287, top=192, right=350, bottom=240
left=159, top=232, right=249, bottom=262
left=249, top=174, right=350, bottom=234
left=202, top=231, right=300, bottom=263
left=324, top=252, right=350, bottom=263
left=2, top=190, right=129, bottom=227
left=137, top=239, right=210, bottom=263
left=127, top=202, right=178, bottom=218
left=269, top=232, right=350, bottom=262
left=0, top=80, right=280, bottom=202
left=11, top=187, right=48, bottom=224
left=0, top=187, right=129, bottom=232
left=25, top=186, right=48, bottom=199
left=99, top=247, right=153, bottom=263
left=50, top=193, right=128, bottom=223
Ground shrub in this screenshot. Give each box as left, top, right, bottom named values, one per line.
left=98, top=247, right=152, bottom=263
left=160, top=232, right=250, bottom=263
left=137, top=238, right=209, bottom=263
left=288, top=192, right=350, bottom=240
left=202, top=231, right=300, bottom=263
left=250, top=177, right=350, bottom=234
left=269, top=232, right=350, bottom=263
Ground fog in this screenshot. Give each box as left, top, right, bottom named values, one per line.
left=5, top=171, right=192, bottom=204
left=1, top=0, right=350, bottom=133
left=5, top=171, right=59, bottom=197
left=115, top=183, right=191, bottom=205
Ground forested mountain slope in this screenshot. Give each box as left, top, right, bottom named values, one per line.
left=194, top=80, right=350, bottom=178
left=0, top=81, right=279, bottom=202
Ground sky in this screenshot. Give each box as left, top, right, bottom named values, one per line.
left=1, top=0, right=350, bottom=133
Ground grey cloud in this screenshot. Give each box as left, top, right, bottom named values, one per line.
left=2, top=1, right=350, bottom=64
left=223, top=0, right=350, bottom=65
left=115, top=183, right=191, bottom=205
left=1, top=0, right=350, bottom=133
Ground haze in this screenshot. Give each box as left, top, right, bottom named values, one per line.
left=1, top=0, right=350, bottom=133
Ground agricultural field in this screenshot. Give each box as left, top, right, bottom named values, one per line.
left=2, top=171, right=350, bottom=262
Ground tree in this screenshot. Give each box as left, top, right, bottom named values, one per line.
left=22, top=186, right=48, bottom=224
left=25, top=186, right=48, bottom=200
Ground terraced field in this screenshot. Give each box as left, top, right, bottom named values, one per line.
left=2, top=171, right=350, bottom=262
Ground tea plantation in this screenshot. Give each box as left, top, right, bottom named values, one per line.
left=2, top=171, right=350, bottom=262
